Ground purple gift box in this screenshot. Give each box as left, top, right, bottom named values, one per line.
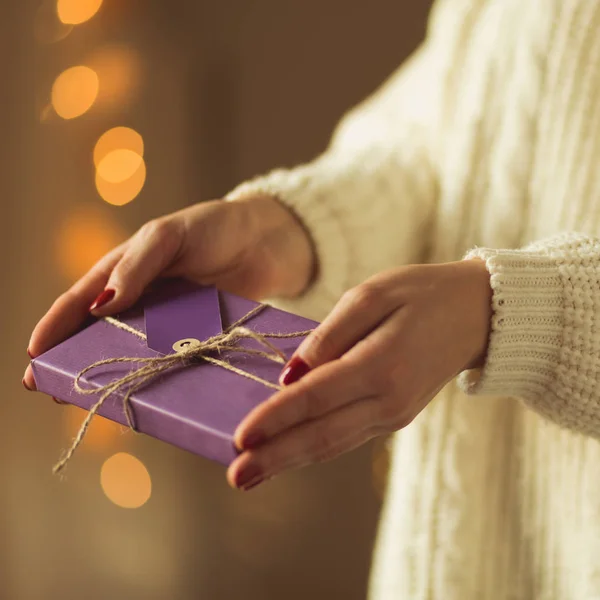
left=31, top=280, right=318, bottom=466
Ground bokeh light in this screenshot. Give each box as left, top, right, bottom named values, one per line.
left=51, top=66, right=99, bottom=119
left=65, top=405, right=127, bottom=451
left=94, top=127, right=144, bottom=167
left=88, top=45, right=141, bottom=110
left=57, top=0, right=103, bottom=25
left=55, top=205, right=128, bottom=282
left=95, top=158, right=146, bottom=206
left=94, top=127, right=146, bottom=205
left=101, top=453, right=152, bottom=509
left=97, top=149, right=144, bottom=184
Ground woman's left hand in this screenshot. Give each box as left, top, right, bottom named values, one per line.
left=227, top=259, right=493, bottom=491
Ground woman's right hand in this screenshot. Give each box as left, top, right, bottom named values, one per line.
left=23, top=194, right=315, bottom=391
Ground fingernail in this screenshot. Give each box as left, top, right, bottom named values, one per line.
left=241, top=478, right=264, bottom=492
left=89, top=288, right=115, bottom=312
left=52, top=397, right=66, bottom=405
left=236, top=463, right=262, bottom=489
left=27, top=348, right=34, bottom=359
left=242, top=430, right=267, bottom=450
left=279, top=356, right=311, bottom=386
left=22, top=378, right=32, bottom=391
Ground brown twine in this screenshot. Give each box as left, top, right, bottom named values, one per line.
left=54, top=303, right=313, bottom=474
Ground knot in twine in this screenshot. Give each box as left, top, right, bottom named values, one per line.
left=54, top=304, right=313, bottom=475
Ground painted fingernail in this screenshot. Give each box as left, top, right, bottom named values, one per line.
left=279, top=356, right=311, bottom=386
left=22, top=378, right=32, bottom=391
left=27, top=348, right=34, bottom=359
left=52, top=397, right=66, bottom=405
left=236, top=463, right=262, bottom=489
left=89, top=288, right=115, bottom=312
left=242, top=430, right=267, bottom=450
left=242, top=478, right=264, bottom=492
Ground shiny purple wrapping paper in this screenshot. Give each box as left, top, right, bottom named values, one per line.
left=31, top=281, right=318, bottom=465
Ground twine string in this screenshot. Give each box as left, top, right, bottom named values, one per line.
left=53, top=303, right=313, bottom=474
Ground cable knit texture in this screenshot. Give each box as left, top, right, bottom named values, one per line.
left=228, top=0, right=600, bottom=598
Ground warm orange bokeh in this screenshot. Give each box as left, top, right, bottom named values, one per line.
left=95, top=158, right=147, bottom=206
left=94, top=127, right=145, bottom=167
left=55, top=205, right=128, bottom=282
left=101, top=453, right=152, bottom=509
left=57, top=0, right=103, bottom=25
left=88, top=45, right=142, bottom=110
left=97, top=149, right=144, bottom=184
left=51, top=66, right=99, bottom=119
left=65, top=405, right=127, bottom=451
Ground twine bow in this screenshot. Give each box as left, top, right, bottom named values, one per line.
left=54, top=304, right=313, bottom=474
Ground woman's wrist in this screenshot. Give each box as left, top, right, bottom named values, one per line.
left=459, top=258, right=493, bottom=370
left=234, top=193, right=316, bottom=298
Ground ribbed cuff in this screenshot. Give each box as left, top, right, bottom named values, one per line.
left=225, top=159, right=350, bottom=321
left=457, top=248, right=564, bottom=400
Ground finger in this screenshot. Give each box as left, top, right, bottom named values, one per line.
left=279, top=280, right=399, bottom=385
left=238, top=308, right=423, bottom=451
left=22, top=365, right=35, bottom=391
left=341, top=307, right=441, bottom=412
left=22, top=366, right=65, bottom=404
left=228, top=397, right=382, bottom=489
left=28, top=245, right=125, bottom=356
left=24, top=246, right=126, bottom=391
left=91, top=217, right=184, bottom=316
left=235, top=358, right=376, bottom=450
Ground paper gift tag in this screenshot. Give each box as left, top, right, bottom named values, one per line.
left=144, top=282, right=223, bottom=355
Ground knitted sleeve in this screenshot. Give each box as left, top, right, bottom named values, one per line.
left=226, top=0, right=484, bottom=320
left=458, top=233, right=600, bottom=438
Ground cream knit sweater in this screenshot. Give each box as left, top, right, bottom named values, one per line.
left=228, top=0, right=600, bottom=598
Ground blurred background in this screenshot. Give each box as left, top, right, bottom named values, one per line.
left=2, top=1, right=431, bottom=598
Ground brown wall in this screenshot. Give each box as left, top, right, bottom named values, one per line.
left=1, top=1, right=430, bottom=599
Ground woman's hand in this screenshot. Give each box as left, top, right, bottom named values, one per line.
left=24, top=194, right=314, bottom=390
left=228, top=259, right=492, bottom=491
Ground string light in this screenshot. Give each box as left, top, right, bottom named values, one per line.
left=101, top=453, right=152, bottom=509
left=55, top=205, right=128, bottom=282
left=95, top=158, right=147, bottom=206
left=97, top=149, right=144, bottom=184
left=51, top=66, right=99, bottom=119
left=93, top=126, right=147, bottom=205
left=65, top=406, right=126, bottom=451
left=88, top=45, right=141, bottom=111
left=57, top=0, right=103, bottom=26
left=94, top=127, right=144, bottom=167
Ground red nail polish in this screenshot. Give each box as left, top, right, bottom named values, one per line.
left=22, top=379, right=32, bottom=391
left=236, top=464, right=262, bottom=489
left=52, top=397, right=66, bottom=405
left=89, top=289, right=115, bottom=312
left=280, top=356, right=311, bottom=386
left=27, top=348, right=34, bottom=359
left=243, top=430, right=267, bottom=450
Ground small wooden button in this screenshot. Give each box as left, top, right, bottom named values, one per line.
left=172, top=338, right=202, bottom=354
